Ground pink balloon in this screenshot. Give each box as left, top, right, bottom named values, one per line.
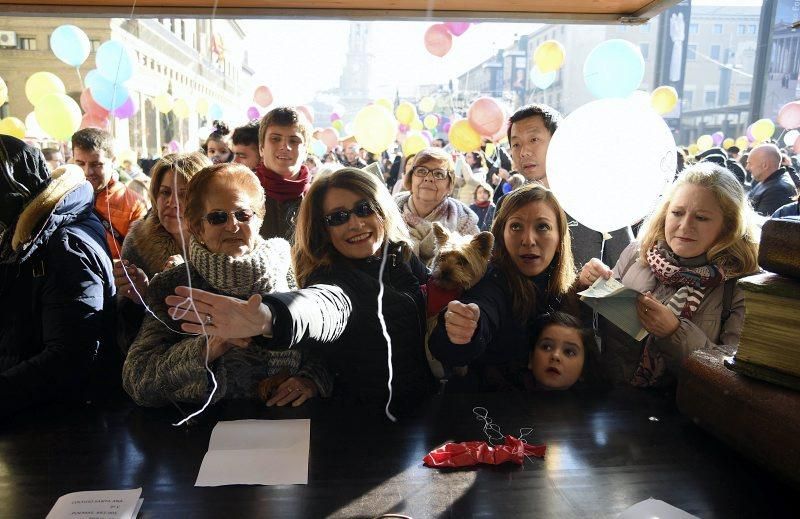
left=80, top=112, right=108, bottom=130
left=111, top=95, right=137, bottom=119
left=168, top=140, right=181, bottom=153
left=444, top=22, right=471, bottom=36
left=80, top=89, right=109, bottom=118
left=297, top=105, right=314, bottom=124
left=247, top=106, right=260, bottom=120
left=794, top=138, right=800, bottom=154
left=421, top=130, right=433, bottom=143
left=398, top=124, right=409, bottom=133
left=424, top=24, right=453, bottom=58
left=746, top=125, right=755, bottom=142
left=468, top=97, right=505, bottom=137
left=712, top=131, right=724, bottom=146
left=442, top=122, right=451, bottom=133
left=491, top=120, right=509, bottom=142
left=320, top=127, right=339, bottom=150
left=253, top=86, right=273, bottom=108
left=777, top=101, right=800, bottom=130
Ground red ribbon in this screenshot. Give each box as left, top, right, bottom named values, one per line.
left=423, top=435, right=546, bottom=468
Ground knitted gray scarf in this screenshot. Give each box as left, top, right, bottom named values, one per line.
left=189, top=235, right=287, bottom=297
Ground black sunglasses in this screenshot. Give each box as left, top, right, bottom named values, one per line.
left=323, top=200, right=375, bottom=227
left=203, top=209, right=255, bottom=226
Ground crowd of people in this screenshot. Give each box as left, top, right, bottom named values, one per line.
left=1, top=101, right=798, bottom=420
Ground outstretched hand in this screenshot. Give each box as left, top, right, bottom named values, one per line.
left=165, top=286, right=273, bottom=339
left=444, top=300, right=480, bottom=345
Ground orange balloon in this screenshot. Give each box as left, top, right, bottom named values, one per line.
left=468, top=97, right=505, bottom=137
left=424, top=24, right=452, bottom=58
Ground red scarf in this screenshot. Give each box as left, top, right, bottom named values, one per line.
left=255, top=164, right=310, bottom=203
left=475, top=200, right=491, bottom=209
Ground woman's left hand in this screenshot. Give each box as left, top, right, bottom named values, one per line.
left=266, top=376, right=318, bottom=407
left=637, top=292, right=680, bottom=338
left=165, top=286, right=273, bottom=338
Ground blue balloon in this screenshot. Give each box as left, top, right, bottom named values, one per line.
left=84, top=69, right=103, bottom=91
left=50, top=25, right=90, bottom=67
left=96, top=40, right=135, bottom=84
left=583, top=39, right=645, bottom=99
left=208, top=103, right=224, bottom=121
left=502, top=182, right=512, bottom=194
left=530, top=66, right=556, bottom=90
left=311, top=140, right=326, bottom=156
left=89, top=75, right=129, bottom=111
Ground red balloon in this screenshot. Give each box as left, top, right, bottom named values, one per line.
left=320, top=127, right=339, bottom=150
left=424, top=24, right=453, bottom=58
left=80, top=89, right=109, bottom=118
left=777, top=101, right=800, bottom=130
left=253, top=86, right=273, bottom=108
left=468, top=97, right=505, bottom=137
left=80, top=112, right=108, bottom=130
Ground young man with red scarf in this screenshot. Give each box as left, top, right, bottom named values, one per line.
left=255, top=107, right=312, bottom=240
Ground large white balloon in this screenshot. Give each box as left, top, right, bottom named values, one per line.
left=548, top=98, right=676, bottom=233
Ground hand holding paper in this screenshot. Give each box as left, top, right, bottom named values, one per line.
left=578, top=277, right=649, bottom=341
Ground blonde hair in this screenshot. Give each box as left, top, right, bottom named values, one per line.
left=149, top=152, right=212, bottom=222
left=293, top=167, right=412, bottom=287
left=490, top=183, right=576, bottom=320
left=637, top=162, right=759, bottom=277
left=403, top=147, right=456, bottom=191
left=184, top=163, right=266, bottom=237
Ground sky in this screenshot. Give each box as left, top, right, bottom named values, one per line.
left=240, top=1, right=763, bottom=107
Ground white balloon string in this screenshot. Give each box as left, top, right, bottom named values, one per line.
left=377, top=238, right=397, bottom=423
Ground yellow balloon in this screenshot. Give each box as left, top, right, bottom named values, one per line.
left=395, top=101, right=417, bottom=125
left=353, top=104, right=397, bottom=154
left=375, top=98, right=392, bottom=111
left=650, top=86, right=678, bottom=115
left=332, top=119, right=344, bottom=132
left=0, top=117, right=26, bottom=139
left=534, top=40, right=565, bottom=73
left=410, top=118, right=423, bottom=131
left=484, top=142, right=496, bottom=157
left=35, top=93, right=81, bottom=141
left=0, top=76, right=8, bottom=106
left=25, top=72, right=65, bottom=107
left=449, top=119, right=482, bottom=152
left=173, top=98, right=190, bottom=119
left=423, top=114, right=438, bottom=130
left=154, top=94, right=174, bottom=114
left=735, top=136, right=749, bottom=150
left=403, top=131, right=427, bottom=157
left=696, top=134, right=713, bottom=151
left=418, top=96, right=436, bottom=114
left=722, top=138, right=735, bottom=149
left=196, top=97, right=209, bottom=116
left=687, top=143, right=699, bottom=156
left=751, top=118, right=775, bottom=142
left=118, top=148, right=138, bottom=164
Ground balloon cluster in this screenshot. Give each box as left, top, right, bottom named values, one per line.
left=448, top=97, right=507, bottom=152
left=530, top=40, right=565, bottom=90
left=423, top=22, right=472, bottom=58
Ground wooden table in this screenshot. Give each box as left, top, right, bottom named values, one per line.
left=0, top=388, right=793, bottom=518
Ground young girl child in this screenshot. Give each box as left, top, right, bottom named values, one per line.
left=469, top=182, right=496, bottom=232
left=204, top=120, right=233, bottom=164
left=528, top=312, right=601, bottom=391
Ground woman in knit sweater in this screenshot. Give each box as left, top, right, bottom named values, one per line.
left=122, top=163, right=330, bottom=408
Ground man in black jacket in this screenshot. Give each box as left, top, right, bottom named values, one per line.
left=0, top=136, right=116, bottom=419
left=747, top=143, right=797, bottom=216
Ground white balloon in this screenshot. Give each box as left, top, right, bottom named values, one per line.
left=548, top=98, right=676, bottom=232
left=530, top=65, right=556, bottom=90
left=784, top=129, right=799, bottom=146
left=25, top=111, right=48, bottom=138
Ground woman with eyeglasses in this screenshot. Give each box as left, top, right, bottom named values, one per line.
left=395, top=147, right=479, bottom=265
left=164, top=167, right=436, bottom=414
left=122, top=163, right=331, bottom=408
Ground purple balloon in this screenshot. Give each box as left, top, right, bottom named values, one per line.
left=421, top=130, right=433, bottom=143
left=247, top=106, right=260, bottom=120
left=444, top=22, right=471, bottom=36
left=168, top=140, right=181, bottom=153
left=111, top=95, right=137, bottom=119
left=746, top=125, right=755, bottom=142
left=711, top=131, right=724, bottom=146
left=330, top=112, right=340, bottom=122
left=442, top=122, right=452, bottom=133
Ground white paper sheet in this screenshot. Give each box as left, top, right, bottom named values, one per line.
left=46, top=488, right=142, bottom=519
left=195, top=419, right=310, bottom=486
left=619, top=498, right=699, bottom=519
left=579, top=277, right=649, bottom=341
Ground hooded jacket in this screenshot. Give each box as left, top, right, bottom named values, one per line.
left=0, top=136, right=116, bottom=418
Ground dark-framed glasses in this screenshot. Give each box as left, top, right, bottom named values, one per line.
left=412, top=166, right=449, bottom=180
left=203, top=208, right=255, bottom=226
left=323, top=200, right=375, bottom=227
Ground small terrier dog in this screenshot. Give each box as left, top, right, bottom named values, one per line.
left=425, top=222, right=494, bottom=379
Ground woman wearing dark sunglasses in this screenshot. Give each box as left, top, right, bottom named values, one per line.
left=395, top=147, right=479, bottom=266
left=123, top=163, right=331, bottom=409
left=165, top=168, right=436, bottom=415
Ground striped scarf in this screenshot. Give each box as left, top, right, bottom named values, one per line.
left=189, top=235, right=284, bottom=297
left=632, top=243, right=725, bottom=387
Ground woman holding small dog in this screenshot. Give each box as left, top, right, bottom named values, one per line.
left=578, top=163, right=759, bottom=386
left=165, top=168, right=436, bottom=414
left=395, top=147, right=479, bottom=266
left=123, top=163, right=329, bottom=408
left=429, top=183, right=580, bottom=392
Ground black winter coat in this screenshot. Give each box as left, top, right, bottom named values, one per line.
left=263, top=247, right=436, bottom=412
left=0, top=162, right=115, bottom=418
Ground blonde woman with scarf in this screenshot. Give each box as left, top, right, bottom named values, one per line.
left=579, top=163, right=759, bottom=386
